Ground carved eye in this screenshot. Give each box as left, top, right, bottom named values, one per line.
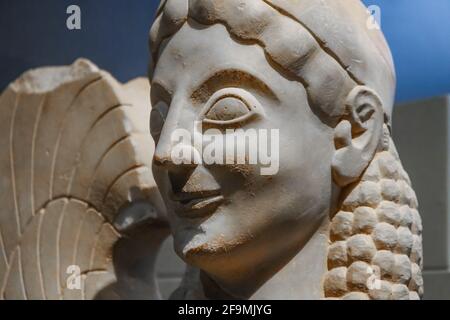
left=205, top=97, right=250, bottom=121
left=201, top=88, right=264, bottom=126
left=150, top=101, right=168, bottom=143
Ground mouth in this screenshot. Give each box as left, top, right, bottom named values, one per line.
left=170, top=190, right=225, bottom=219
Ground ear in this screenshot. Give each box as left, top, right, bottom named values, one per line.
left=332, top=86, right=384, bottom=187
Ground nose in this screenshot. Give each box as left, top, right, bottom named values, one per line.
left=153, top=131, right=201, bottom=170
left=152, top=99, right=221, bottom=196
left=153, top=97, right=200, bottom=170
left=153, top=111, right=177, bottom=167
left=152, top=109, right=196, bottom=198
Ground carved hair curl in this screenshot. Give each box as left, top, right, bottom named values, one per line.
left=325, top=133, right=423, bottom=300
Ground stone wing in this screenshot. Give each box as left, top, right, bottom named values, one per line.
left=0, top=59, right=164, bottom=299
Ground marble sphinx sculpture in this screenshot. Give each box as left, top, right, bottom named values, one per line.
left=0, top=0, right=423, bottom=300
left=148, top=0, right=423, bottom=300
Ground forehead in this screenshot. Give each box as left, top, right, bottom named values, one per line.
left=151, top=21, right=296, bottom=95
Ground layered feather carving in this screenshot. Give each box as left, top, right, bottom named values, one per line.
left=0, top=59, right=157, bottom=299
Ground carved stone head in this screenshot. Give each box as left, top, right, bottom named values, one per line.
left=149, top=0, right=423, bottom=299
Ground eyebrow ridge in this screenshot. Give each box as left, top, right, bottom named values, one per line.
left=190, top=69, right=278, bottom=103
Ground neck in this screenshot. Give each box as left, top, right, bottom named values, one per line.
left=250, top=218, right=329, bottom=300
left=172, top=217, right=330, bottom=300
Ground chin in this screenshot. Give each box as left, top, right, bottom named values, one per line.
left=173, top=222, right=251, bottom=269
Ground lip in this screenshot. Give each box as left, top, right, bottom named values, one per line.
left=171, top=192, right=225, bottom=219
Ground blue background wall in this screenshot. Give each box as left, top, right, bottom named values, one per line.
left=1, top=0, right=449, bottom=103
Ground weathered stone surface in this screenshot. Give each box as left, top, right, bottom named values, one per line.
left=377, top=201, right=401, bottom=226
left=392, top=254, right=412, bottom=285
left=396, top=227, right=414, bottom=255
left=347, top=235, right=377, bottom=263
left=0, top=59, right=166, bottom=300
left=409, top=263, right=423, bottom=292
left=342, top=292, right=370, bottom=300
left=372, top=222, right=398, bottom=250
left=372, top=250, right=396, bottom=280
left=391, top=284, right=410, bottom=300
left=380, top=179, right=400, bottom=202
left=369, top=280, right=392, bottom=300
left=324, top=267, right=348, bottom=297
left=353, top=207, right=378, bottom=234
left=347, top=261, right=372, bottom=292
left=330, top=212, right=354, bottom=241
left=328, top=241, right=348, bottom=269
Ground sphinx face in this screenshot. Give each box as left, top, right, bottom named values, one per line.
left=151, top=22, right=338, bottom=278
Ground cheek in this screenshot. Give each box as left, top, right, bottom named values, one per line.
left=270, top=94, right=335, bottom=179
left=275, top=122, right=335, bottom=218
left=209, top=100, right=335, bottom=217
